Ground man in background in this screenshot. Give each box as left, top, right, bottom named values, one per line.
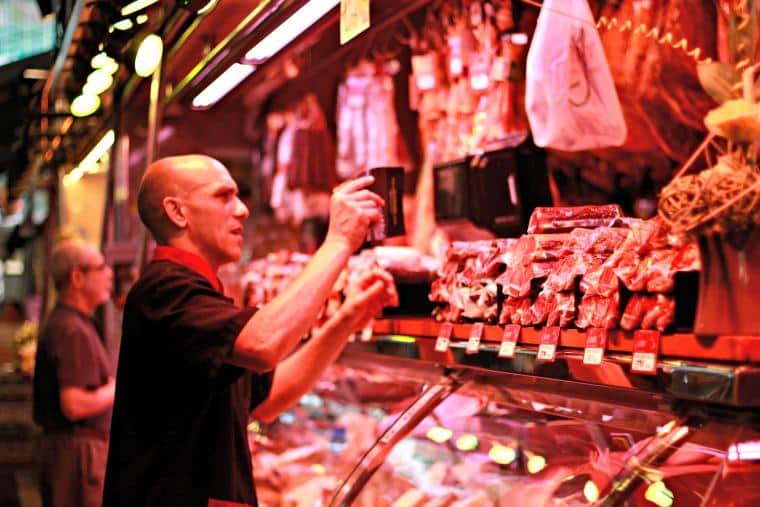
left=33, top=239, right=115, bottom=507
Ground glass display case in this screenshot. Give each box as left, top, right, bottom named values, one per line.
left=251, top=329, right=760, bottom=507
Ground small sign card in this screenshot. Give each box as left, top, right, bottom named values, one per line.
left=631, top=330, right=660, bottom=375
left=583, top=328, right=608, bottom=365
left=435, top=322, right=453, bottom=352
left=466, top=323, right=484, bottom=355
left=537, top=326, right=560, bottom=362
left=498, top=324, right=520, bottom=358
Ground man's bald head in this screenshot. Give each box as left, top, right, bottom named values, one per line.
left=137, top=154, right=226, bottom=243
left=51, top=239, right=96, bottom=291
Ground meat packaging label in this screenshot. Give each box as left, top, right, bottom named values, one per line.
left=583, top=328, right=608, bottom=365
left=537, top=327, right=560, bottom=362
left=631, top=330, right=660, bottom=375
left=498, top=324, right=521, bottom=358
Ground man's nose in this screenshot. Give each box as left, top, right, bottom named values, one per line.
left=235, top=197, right=250, bottom=220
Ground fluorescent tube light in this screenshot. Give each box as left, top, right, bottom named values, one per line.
left=244, top=0, right=340, bottom=63
left=76, top=130, right=115, bottom=175
left=191, top=63, right=255, bottom=109
left=121, top=0, right=159, bottom=17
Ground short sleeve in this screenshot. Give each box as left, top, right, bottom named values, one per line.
left=139, top=269, right=257, bottom=381
left=53, top=321, right=104, bottom=389
left=250, top=370, right=274, bottom=411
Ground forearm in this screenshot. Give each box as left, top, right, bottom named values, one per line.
left=251, top=312, right=352, bottom=422
left=231, top=238, right=353, bottom=371
left=59, top=382, right=114, bottom=422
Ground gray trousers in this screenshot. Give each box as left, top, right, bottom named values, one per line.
left=40, top=432, right=108, bottom=507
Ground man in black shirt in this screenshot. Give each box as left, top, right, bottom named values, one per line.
left=103, top=155, right=395, bottom=507
left=33, top=240, right=115, bottom=507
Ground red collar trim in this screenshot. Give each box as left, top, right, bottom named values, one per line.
left=152, top=246, right=222, bottom=292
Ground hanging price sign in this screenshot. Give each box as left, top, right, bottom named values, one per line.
left=537, top=327, right=560, bottom=362
left=466, top=323, right=484, bottom=354
left=435, top=322, right=453, bottom=352
left=631, top=330, right=660, bottom=375
left=583, top=328, right=608, bottom=365
left=498, top=324, right=520, bottom=358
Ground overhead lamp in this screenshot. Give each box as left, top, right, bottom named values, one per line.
left=91, top=51, right=117, bottom=69
left=644, top=481, right=674, bottom=507
left=76, top=130, right=115, bottom=175
left=583, top=480, right=600, bottom=503
left=111, top=18, right=134, bottom=31
left=488, top=443, right=516, bottom=465
left=136, top=14, right=148, bottom=24
left=426, top=426, right=453, bottom=444
left=84, top=68, right=114, bottom=95
left=455, top=434, right=479, bottom=452
left=132, top=33, right=163, bottom=77
left=121, top=0, right=159, bottom=16
left=70, top=93, right=101, bottom=117
left=191, top=63, right=254, bottom=110
left=526, top=454, right=547, bottom=474
left=244, top=0, right=340, bottom=63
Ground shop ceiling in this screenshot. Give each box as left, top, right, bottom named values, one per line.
left=10, top=0, right=433, bottom=202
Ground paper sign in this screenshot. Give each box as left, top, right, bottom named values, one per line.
left=498, top=324, right=520, bottom=358
left=631, top=330, right=660, bottom=375
left=340, top=0, right=370, bottom=45
left=435, top=322, right=453, bottom=352
left=466, top=323, right=484, bottom=354
left=583, top=328, right=608, bottom=365
left=360, top=322, right=374, bottom=342
left=537, top=326, right=560, bottom=362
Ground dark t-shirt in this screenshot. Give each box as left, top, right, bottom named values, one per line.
left=33, top=304, right=114, bottom=434
left=103, top=261, right=273, bottom=507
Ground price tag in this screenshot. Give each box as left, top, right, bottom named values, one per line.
left=537, top=326, right=560, bottom=362
left=340, top=0, right=370, bottom=45
left=360, top=321, right=374, bottom=342
left=435, top=322, right=453, bottom=352
left=466, top=323, right=484, bottom=354
left=498, top=324, right=520, bottom=358
left=583, top=328, right=608, bottom=365
left=631, top=330, right=660, bottom=375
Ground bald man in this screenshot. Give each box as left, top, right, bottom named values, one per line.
left=33, top=240, right=115, bottom=507
left=103, top=155, right=396, bottom=507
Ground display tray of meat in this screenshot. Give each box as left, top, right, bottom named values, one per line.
left=429, top=208, right=701, bottom=333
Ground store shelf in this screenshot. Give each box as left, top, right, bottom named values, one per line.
left=360, top=318, right=760, bottom=408
left=373, top=317, right=760, bottom=363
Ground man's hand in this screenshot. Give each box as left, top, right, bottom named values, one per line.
left=325, top=176, right=384, bottom=252
left=337, top=269, right=398, bottom=334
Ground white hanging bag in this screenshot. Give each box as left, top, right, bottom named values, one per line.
left=525, top=0, right=627, bottom=150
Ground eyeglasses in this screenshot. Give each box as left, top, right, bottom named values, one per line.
left=77, top=262, right=108, bottom=273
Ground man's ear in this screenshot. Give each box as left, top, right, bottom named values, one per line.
left=69, top=268, right=85, bottom=289
left=163, top=197, right=187, bottom=229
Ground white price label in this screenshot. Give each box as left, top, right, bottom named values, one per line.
left=360, top=324, right=374, bottom=342
left=632, top=352, right=656, bottom=374
left=435, top=336, right=450, bottom=352
left=583, top=347, right=604, bottom=365
left=498, top=340, right=516, bottom=358
left=537, top=343, right=556, bottom=362
left=466, top=335, right=481, bottom=354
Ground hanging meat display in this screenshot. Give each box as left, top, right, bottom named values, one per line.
left=336, top=60, right=410, bottom=179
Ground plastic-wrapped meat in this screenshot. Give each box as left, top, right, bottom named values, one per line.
left=527, top=205, right=623, bottom=234
left=645, top=249, right=679, bottom=293
left=462, top=282, right=499, bottom=323
left=499, top=297, right=531, bottom=325
left=530, top=260, right=559, bottom=280
left=447, top=241, right=495, bottom=262
left=433, top=305, right=463, bottom=323
left=530, top=234, right=572, bottom=261
left=498, top=267, right=533, bottom=298
left=642, top=294, right=676, bottom=332
left=614, top=250, right=648, bottom=292
left=543, top=253, right=587, bottom=293
left=570, top=227, right=628, bottom=254
left=529, top=291, right=552, bottom=325
left=673, top=242, right=701, bottom=272
left=546, top=292, right=576, bottom=327
left=576, top=294, right=620, bottom=329
left=580, top=264, right=619, bottom=297
left=620, top=294, right=654, bottom=331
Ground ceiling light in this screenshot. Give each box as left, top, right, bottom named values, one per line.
left=527, top=454, right=547, bottom=474
left=133, top=34, right=163, bottom=77
left=644, top=481, right=674, bottom=507
left=85, top=69, right=114, bottom=95
left=111, top=18, right=134, bottom=31
left=70, top=94, right=101, bottom=117
left=191, top=63, right=254, bottom=109
left=488, top=444, right=516, bottom=465
left=75, top=130, right=115, bottom=175
left=121, top=0, right=159, bottom=16
left=455, top=434, right=479, bottom=451
left=426, top=426, right=453, bottom=444
left=136, top=14, right=148, bottom=24
left=244, top=0, right=340, bottom=63
left=583, top=480, right=600, bottom=503
left=91, top=51, right=116, bottom=69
